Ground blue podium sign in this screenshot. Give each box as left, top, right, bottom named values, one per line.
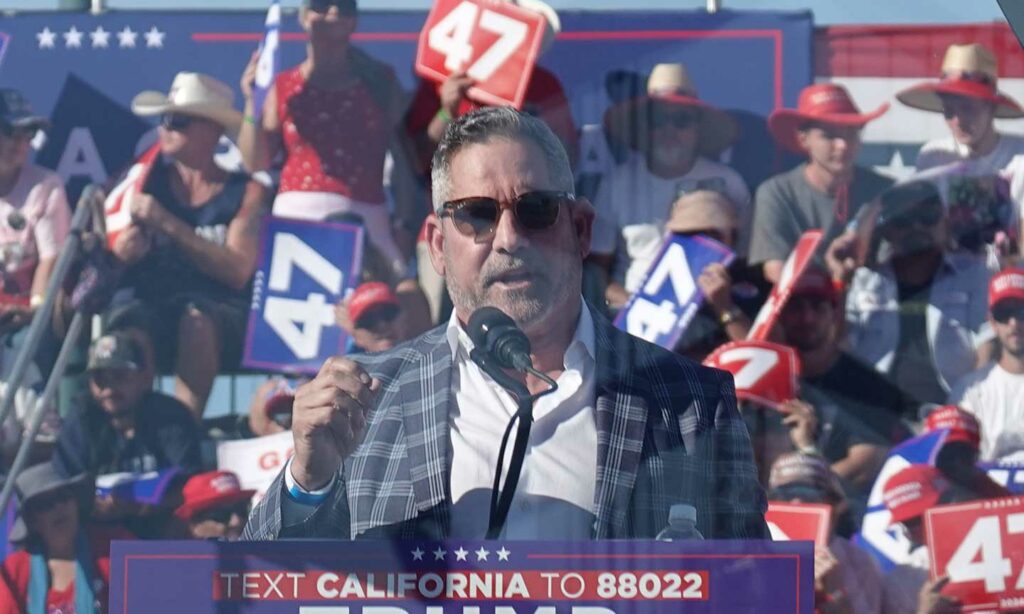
left=110, top=539, right=812, bottom=613
left=244, top=217, right=364, bottom=374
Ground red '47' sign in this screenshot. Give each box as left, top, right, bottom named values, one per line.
left=703, top=341, right=801, bottom=411
left=926, top=497, right=1024, bottom=612
left=766, top=503, right=831, bottom=548
left=415, top=0, right=546, bottom=109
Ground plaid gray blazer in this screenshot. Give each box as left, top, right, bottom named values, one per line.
left=242, top=309, right=769, bottom=541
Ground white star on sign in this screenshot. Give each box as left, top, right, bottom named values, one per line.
left=143, top=26, right=165, bottom=49
left=90, top=27, right=111, bottom=48
left=410, top=547, right=424, bottom=561
left=432, top=547, right=447, bottom=561
left=475, top=547, right=490, bottom=562
left=454, top=547, right=469, bottom=561
left=117, top=26, right=137, bottom=48
left=63, top=26, right=84, bottom=48
left=36, top=28, right=57, bottom=49
left=496, top=547, right=511, bottom=562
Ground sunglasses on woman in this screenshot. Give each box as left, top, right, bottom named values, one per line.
left=306, top=0, right=357, bottom=16
left=439, top=190, right=574, bottom=241
left=24, top=488, right=75, bottom=517
left=0, top=123, right=36, bottom=140
left=160, top=113, right=194, bottom=132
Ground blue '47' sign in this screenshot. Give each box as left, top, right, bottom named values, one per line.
left=614, top=234, right=734, bottom=350
left=244, top=217, right=364, bottom=374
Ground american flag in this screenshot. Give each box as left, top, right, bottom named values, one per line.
left=104, top=143, right=160, bottom=249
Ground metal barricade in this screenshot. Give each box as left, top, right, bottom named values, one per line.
left=0, top=184, right=104, bottom=512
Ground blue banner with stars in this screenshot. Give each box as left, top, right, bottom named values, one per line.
left=110, top=539, right=812, bottom=613
left=0, top=11, right=812, bottom=204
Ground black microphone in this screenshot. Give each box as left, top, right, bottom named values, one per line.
left=467, top=306, right=534, bottom=373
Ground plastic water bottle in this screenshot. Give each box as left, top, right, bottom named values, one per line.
left=655, top=504, right=704, bottom=541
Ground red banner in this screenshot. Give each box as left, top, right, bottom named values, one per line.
left=926, top=497, right=1024, bottom=612
left=766, top=502, right=831, bottom=548
left=415, top=0, right=546, bottom=109
left=703, top=341, right=801, bottom=411
left=747, top=230, right=824, bottom=342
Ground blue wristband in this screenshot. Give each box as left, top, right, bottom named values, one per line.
left=283, top=458, right=334, bottom=506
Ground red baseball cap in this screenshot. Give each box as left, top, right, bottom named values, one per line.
left=347, top=282, right=399, bottom=326
left=883, top=465, right=949, bottom=524
left=925, top=405, right=981, bottom=450
left=174, top=471, right=255, bottom=521
left=789, top=266, right=837, bottom=304
left=989, top=269, right=1024, bottom=309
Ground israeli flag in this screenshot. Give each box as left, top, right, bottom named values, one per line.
left=253, top=1, right=281, bottom=120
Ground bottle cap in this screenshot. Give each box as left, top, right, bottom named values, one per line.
left=669, top=503, right=697, bottom=524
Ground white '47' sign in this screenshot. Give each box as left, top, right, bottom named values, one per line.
left=244, top=218, right=364, bottom=374
left=415, top=0, right=546, bottom=109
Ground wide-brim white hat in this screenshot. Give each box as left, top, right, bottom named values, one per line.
left=511, top=0, right=560, bottom=56
left=131, top=72, right=243, bottom=138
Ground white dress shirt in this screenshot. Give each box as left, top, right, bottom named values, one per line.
left=446, top=304, right=598, bottom=539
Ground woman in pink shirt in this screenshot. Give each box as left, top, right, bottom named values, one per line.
left=0, top=89, right=70, bottom=335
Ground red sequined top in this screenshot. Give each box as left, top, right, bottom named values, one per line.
left=275, top=66, right=389, bottom=204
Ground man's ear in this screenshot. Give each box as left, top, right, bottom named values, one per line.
left=572, top=197, right=596, bottom=259
left=424, top=212, right=446, bottom=277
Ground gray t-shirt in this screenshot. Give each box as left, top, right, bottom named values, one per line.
left=748, top=163, right=893, bottom=265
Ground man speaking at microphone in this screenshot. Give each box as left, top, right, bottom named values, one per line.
left=243, top=107, right=768, bottom=541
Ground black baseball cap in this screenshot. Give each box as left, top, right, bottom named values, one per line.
left=876, top=180, right=944, bottom=229
left=0, top=89, right=50, bottom=132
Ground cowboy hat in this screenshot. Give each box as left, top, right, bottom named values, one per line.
left=9, top=464, right=94, bottom=543
left=603, top=63, right=739, bottom=157
left=768, top=83, right=888, bottom=153
left=897, top=43, right=1023, bottom=119
left=666, top=190, right=738, bottom=235
left=131, top=72, right=243, bottom=136
left=511, top=0, right=560, bottom=56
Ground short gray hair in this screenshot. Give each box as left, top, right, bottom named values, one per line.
left=430, top=107, right=574, bottom=212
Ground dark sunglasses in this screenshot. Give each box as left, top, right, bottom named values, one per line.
left=440, top=190, right=574, bottom=241
left=993, top=303, right=1024, bottom=324
left=194, top=502, right=250, bottom=524
left=355, top=305, right=399, bottom=331
left=884, top=202, right=944, bottom=231
left=651, top=110, right=699, bottom=130
left=160, top=113, right=194, bottom=132
left=307, top=0, right=357, bottom=15
left=0, top=123, right=36, bottom=140
left=24, top=488, right=75, bottom=516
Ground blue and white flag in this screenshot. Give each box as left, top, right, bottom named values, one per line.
left=856, top=429, right=947, bottom=571
left=253, top=1, right=281, bottom=120
left=0, top=33, right=10, bottom=72
left=95, top=469, right=181, bottom=506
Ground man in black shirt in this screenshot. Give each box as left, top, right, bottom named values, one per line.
left=53, top=331, right=201, bottom=478
left=778, top=267, right=913, bottom=501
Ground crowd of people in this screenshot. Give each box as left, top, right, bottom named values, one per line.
left=0, top=0, right=1021, bottom=610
